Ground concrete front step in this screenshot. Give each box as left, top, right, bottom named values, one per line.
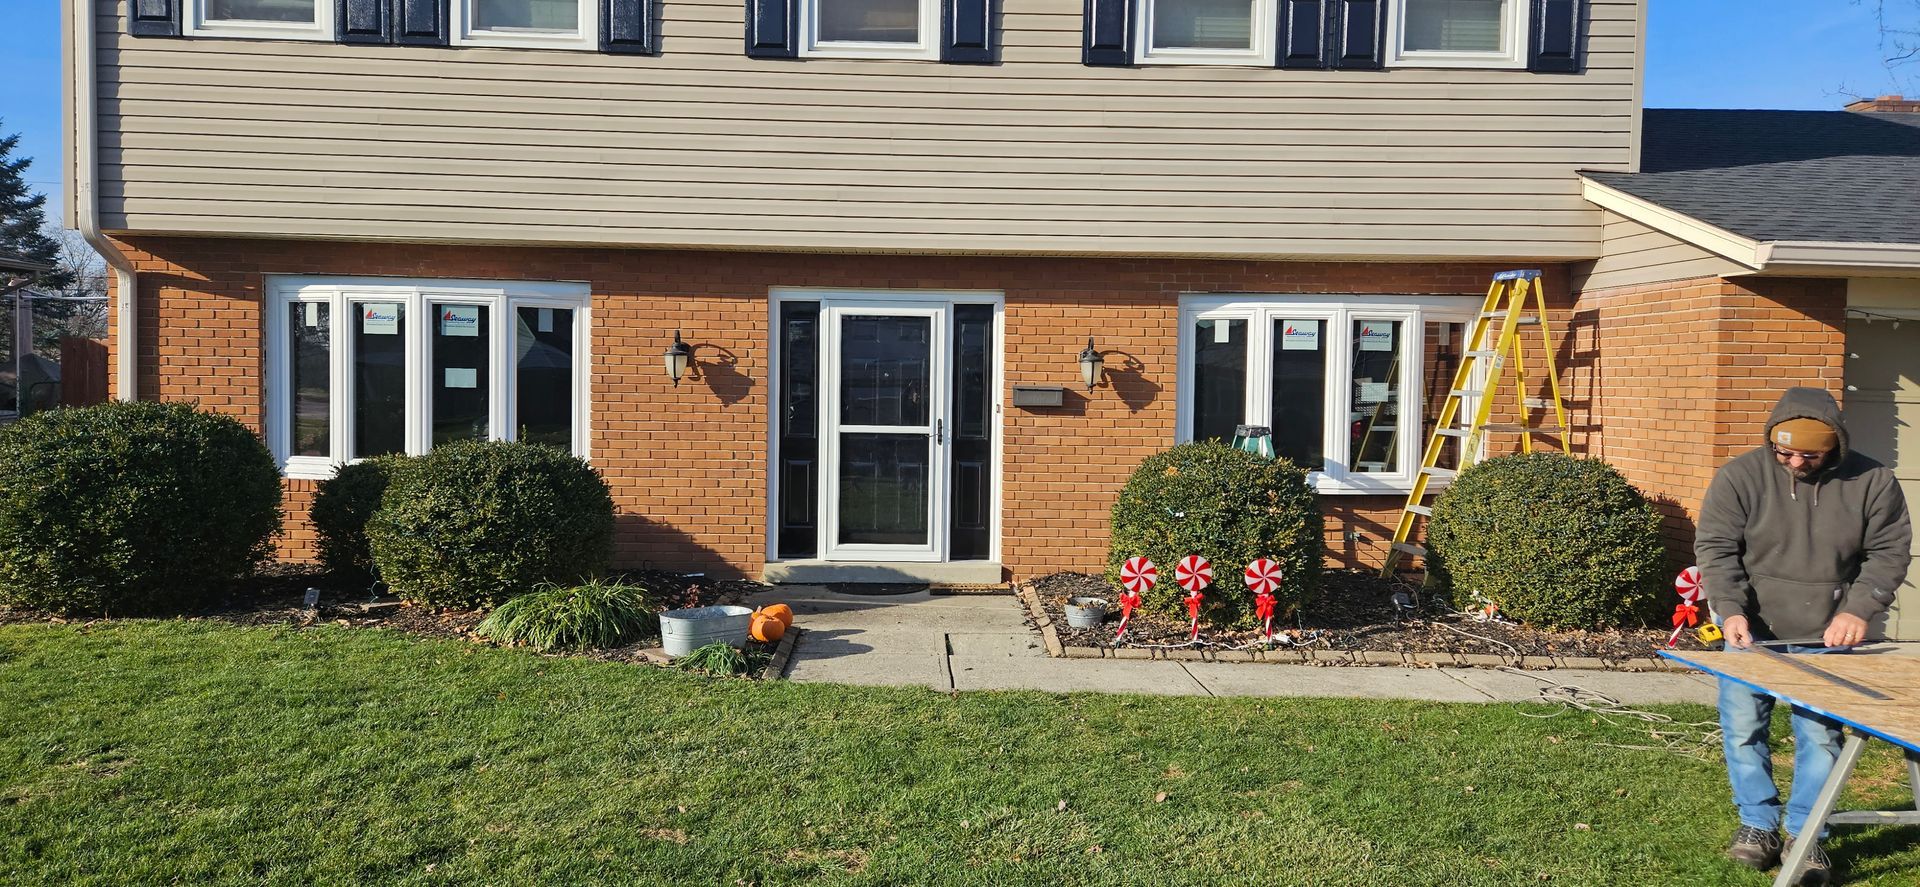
left=760, top=560, right=1004, bottom=585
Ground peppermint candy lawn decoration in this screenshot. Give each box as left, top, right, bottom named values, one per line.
left=1185, top=586, right=1205, bottom=641
left=1245, top=558, right=1283, bottom=641
left=1667, top=566, right=1705, bottom=648
left=1120, top=557, right=1158, bottom=595
left=1115, top=557, right=1156, bottom=642
left=1175, top=555, right=1214, bottom=593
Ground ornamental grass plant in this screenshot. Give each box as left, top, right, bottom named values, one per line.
left=474, top=579, right=658, bottom=652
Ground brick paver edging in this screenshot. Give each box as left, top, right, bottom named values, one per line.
left=1017, top=583, right=1694, bottom=673
left=761, top=625, right=803, bottom=681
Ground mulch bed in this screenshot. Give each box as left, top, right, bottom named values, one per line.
left=1031, top=570, right=1706, bottom=662
left=0, top=564, right=776, bottom=668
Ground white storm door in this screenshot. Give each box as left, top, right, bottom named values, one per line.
left=821, top=303, right=948, bottom=561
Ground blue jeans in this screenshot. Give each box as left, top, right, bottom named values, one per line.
left=1718, top=644, right=1846, bottom=838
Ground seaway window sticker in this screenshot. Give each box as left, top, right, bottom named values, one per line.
left=1280, top=320, right=1320, bottom=351
left=362, top=303, right=400, bottom=335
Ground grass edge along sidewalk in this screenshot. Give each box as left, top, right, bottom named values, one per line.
left=4, top=621, right=1919, bottom=886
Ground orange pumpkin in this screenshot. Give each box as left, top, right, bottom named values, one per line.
left=750, top=613, right=787, bottom=643
left=760, top=603, right=795, bottom=629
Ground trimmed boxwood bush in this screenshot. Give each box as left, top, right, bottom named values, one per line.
left=1107, top=440, right=1322, bottom=628
left=0, top=401, right=282, bottom=615
left=1426, top=452, right=1666, bottom=629
left=367, top=440, right=613, bottom=608
left=310, top=455, right=406, bottom=586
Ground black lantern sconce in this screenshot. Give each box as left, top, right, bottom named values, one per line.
left=663, top=330, right=693, bottom=386
left=1078, top=338, right=1103, bottom=391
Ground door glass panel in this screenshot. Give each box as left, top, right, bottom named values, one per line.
left=289, top=302, right=331, bottom=457
left=840, top=316, right=931, bottom=427
left=1270, top=317, right=1326, bottom=469
left=1191, top=318, right=1246, bottom=442
left=838, top=433, right=930, bottom=546
left=432, top=302, right=490, bottom=447
left=950, top=304, right=993, bottom=560
left=1423, top=321, right=1465, bottom=471
left=817, top=0, right=919, bottom=43
left=352, top=301, right=406, bottom=458
left=514, top=306, right=573, bottom=450
left=1349, top=319, right=1402, bottom=474
left=778, top=302, right=821, bottom=560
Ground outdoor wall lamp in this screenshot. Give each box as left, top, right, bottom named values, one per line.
left=663, top=331, right=693, bottom=386
left=1078, top=338, right=1103, bottom=391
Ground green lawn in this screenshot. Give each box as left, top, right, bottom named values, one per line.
left=2, top=623, right=1917, bottom=886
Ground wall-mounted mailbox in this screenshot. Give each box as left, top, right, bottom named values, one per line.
left=1011, top=385, right=1067, bottom=408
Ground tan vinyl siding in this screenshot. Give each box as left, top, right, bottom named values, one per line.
left=1573, top=210, right=1751, bottom=291
left=91, top=0, right=1640, bottom=258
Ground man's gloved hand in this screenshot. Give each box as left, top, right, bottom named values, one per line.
left=1824, top=612, right=1869, bottom=648
left=1722, top=615, right=1753, bottom=649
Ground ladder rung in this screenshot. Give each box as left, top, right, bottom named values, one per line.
left=1393, top=542, right=1428, bottom=557
left=1421, top=466, right=1457, bottom=479
left=1435, top=429, right=1468, bottom=438
left=1449, top=389, right=1482, bottom=398
left=1477, top=312, right=1541, bottom=325
left=1523, top=398, right=1553, bottom=409
left=1464, top=350, right=1498, bottom=359
left=1407, top=505, right=1432, bottom=517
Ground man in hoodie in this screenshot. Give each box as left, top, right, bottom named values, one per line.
left=1695, top=386, right=1910, bottom=885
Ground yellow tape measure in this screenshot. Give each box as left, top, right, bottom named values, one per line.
left=1695, top=623, right=1724, bottom=645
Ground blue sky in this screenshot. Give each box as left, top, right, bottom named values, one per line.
left=1, top=0, right=1915, bottom=225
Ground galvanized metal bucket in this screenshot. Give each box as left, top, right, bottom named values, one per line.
left=1064, top=596, right=1109, bottom=630
left=660, top=605, right=754, bottom=657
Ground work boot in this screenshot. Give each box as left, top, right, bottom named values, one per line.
left=1726, top=825, right=1782, bottom=870
left=1783, top=836, right=1832, bottom=886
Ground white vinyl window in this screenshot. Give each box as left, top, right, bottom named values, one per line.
left=1135, top=0, right=1274, bottom=64
left=1177, top=295, right=1478, bottom=495
left=265, top=277, right=591, bottom=479
left=186, top=0, right=333, bottom=40
left=801, top=0, right=942, bottom=59
left=1387, top=0, right=1528, bottom=68
left=454, top=0, right=598, bottom=49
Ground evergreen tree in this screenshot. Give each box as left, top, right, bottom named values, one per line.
left=0, top=122, right=70, bottom=292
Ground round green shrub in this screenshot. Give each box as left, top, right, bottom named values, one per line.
left=1425, top=452, right=1666, bottom=629
left=367, top=440, right=613, bottom=608
left=1106, top=440, right=1323, bottom=628
left=0, top=401, right=282, bottom=615
left=310, top=455, right=406, bottom=586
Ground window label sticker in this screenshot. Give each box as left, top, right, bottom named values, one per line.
left=304, top=302, right=320, bottom=328
left=445, top=367, right=478, bottom=389
left=538, top=308, right=555, bottom=333
left=1212, top=320, right=1230, bottom=344
left=1358, top=321, right=1395, bottom=352
left=361, top=303, right=400, bottom=335
left=440, top=305, right=481, bottom=337
left=1280, top=320, right=1320, bottom=351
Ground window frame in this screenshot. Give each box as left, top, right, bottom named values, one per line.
left=1133, top=0, right=1275, bottom=65
left=1385, top=0, right=1529, bottom=69
left=265, top=276, right=592, bottom=480
left=184, top=0, right=335, bottom=41
left=452, top=0, right=599, bottom=50
left=1176, top=294, right=1478, bottom=495
left=799, top=0, right=944, bottom=60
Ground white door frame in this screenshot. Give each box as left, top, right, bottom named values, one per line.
left=766, top=288, right=1004, bottom=565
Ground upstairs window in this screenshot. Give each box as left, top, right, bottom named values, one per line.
left=1136, top=0, right=1273, bottom=65
left=802, top=0, right=942, bottom=58
left=1388, top=0, right=1528, bottom=67
left=187, top=0, right=333, bottom=39
left=456, top=0, right=598, bottom=48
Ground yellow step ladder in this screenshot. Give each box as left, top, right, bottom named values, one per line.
left=1379, top=269, right=1571, bottom=578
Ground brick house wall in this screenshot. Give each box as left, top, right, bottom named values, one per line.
left=108, top=235, right=1544, bottom=579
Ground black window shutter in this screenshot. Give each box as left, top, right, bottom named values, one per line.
left=127, top=0, right=181, bottom=36
left=1328, top=0, right=1383, bottom=69
left=1082, top=0, right=1131, bottom=65
left=337, top=0, right=390, bottom=43
left=745, top=0, right=798, bottom=58
left=1528, top=0, right=1582, bottom=73
left=941, top=0, right=996, bottom=63
left=394, top=0, right=450, bottom=45
left=1276, top=0, right=1324, bottom=68
left=603, top=0, right=654, bottom=53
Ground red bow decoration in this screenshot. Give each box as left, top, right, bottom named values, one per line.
left=1672, top=602, right=1700, bottom=630
left=1114, top=590, right=1144, bottom=642
left=1254, top=591, right=1276, bottom=622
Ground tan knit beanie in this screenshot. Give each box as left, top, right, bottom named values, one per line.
left=1772, top=418, right=1838, bottom=453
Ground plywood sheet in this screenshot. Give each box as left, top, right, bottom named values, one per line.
left=1661, top=651, right=1920, bottom=753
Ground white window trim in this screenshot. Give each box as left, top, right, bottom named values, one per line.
left=798, top=0, right=943, bottom=59
left=1385, top=0, right=1529, bottom=69
left=452, top=0, right=598, bottom=50
left=1176, top=293, right=1478, bottom=496
left=185, top=0, right=335, bottom=41
left=1133, top=0, right=1275, bottom=65
left=265, top=276, right=592, bottom=480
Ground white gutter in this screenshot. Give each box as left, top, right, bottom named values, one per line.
left=68, top=0, right=138, bottom=402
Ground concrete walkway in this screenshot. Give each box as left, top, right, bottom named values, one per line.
left=743, top=586, right=1722, bottom=705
